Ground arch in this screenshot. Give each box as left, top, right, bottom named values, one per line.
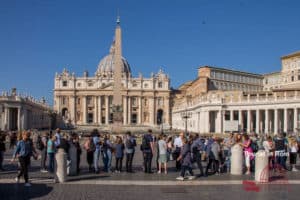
left=157, top=109, right=163, bottom=125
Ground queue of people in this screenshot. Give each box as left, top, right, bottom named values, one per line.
left=0, top=128, right=299, bottom=186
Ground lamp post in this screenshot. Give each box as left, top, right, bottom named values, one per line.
left=181, top=109, right=192, bottom=135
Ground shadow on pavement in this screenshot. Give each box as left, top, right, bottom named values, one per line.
left=68, top=175, right=110, bottom=182
left=0, top=183, right=53, bottom=200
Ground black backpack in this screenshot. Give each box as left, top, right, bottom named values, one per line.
left=141, top=135, right=150, bottom=151
left=250, top=141, right=258, bottom=153
left=89, top=138, right=96, bottom=152
left=36, top=136, right=45, bottom=150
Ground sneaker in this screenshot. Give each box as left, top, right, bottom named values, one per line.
left=157, top=171, right=161, bottom=174
left=24, top=183, right=31, bottom=187
left=164, top=171, right=168, bottom=174
left=15, top=177, right=20, bottom=183
left=187, top=176, right=196, bottom=180
left=176, top=176, right=185, bottom=181
left=292, top=168, right=298, bottom=172
left=41, top=169, right=48, bottom=173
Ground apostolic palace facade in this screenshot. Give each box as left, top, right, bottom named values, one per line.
left=172, top=51, right=300, bottom=135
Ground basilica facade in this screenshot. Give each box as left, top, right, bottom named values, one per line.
left=172, top=51, right=300, bottom=135
left=53, top=19, right=171, bottom=128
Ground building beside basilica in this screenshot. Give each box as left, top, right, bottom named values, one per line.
left=54, top=19, right=171, bottom=129
left=172, top=51, right=300, bottom=135
left=0, top=88, right=51, bottom=131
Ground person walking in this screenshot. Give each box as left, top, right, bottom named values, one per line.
left=176, top=138, right=195, bottom=181
left=191, top=134, right=204, bottom=176
left=39, top=132, right=48, bottom=173
left=11, top=131, right=36, bottom=187
left=125, top=131, right=136, bottom=173
left=141, top=129, right=154, bottom=173
left=157, top=135, right=168, bottom=174
left=114, top=136, right=125, bottom=173
left=205, top=136, right=221, bottom=176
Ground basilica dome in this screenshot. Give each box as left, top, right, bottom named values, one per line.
left=95, top=43, right=131, bottom=78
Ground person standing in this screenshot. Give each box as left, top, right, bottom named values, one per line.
left=84, top=134, right=95, bottom=172
left=176, top=138, right=195, bottom=181
left=92, top=130, right=101, bottom=173
left=47, top=135, right=56, bottom=173
left=141, top=129, right=154, bottom=173
left=239, top=134, right=254, bottom=175
left=157, top=135, right=168, bottom=174
left=205, top=136, right=221, bottom=176
left=274, top=133, right=288, bottom=171
left=173, top=132, right=184, bottom=171
left=39, top=132, right=48, bottom=173
left=0, top=133, right=6, bottom=171
left=125, top=131, right=136, bottom=173
left=289, top=138, right=299, bottom=172
left=114, top=136, right=125, bottom=173
left=11, top=131, right=35, bottom=187
left=54, top=128, right=61, bottom=148
left=102, top=134, right=113, bottom=172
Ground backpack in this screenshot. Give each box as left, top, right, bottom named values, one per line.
left=89, top=138, right=96, bottom=152
left=126, top=138, right=137, bottom=149
left=140, top=135, right=150, bottom=151
left=36, top=136, right=45, bottom=150
left=250, top=141, right=258, bottom=153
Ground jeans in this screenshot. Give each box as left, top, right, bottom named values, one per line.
left=94, top=149, right=101, bottom=172
left=223, top=149, right=231, bottom=172
left=205, top=159, right=219, bottom=175
left=115, top=157, right=123, bottom=171
left=126, top=153, right=134, bottom=172
left=194, top=151, right=204, bottom=175
left=180, top=165, right=194, bottom=177
left=17, top=155, right=30, bottom=183
left=40, top=148, right=47, bottom=170
left=102, top=150, right=112, bottom=172
left=48, top=153, right=55, bottom=173
left=143, top=152, right=153, bottom=173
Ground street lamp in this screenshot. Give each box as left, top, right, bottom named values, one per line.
left=181, top=110, right=192, bottom=135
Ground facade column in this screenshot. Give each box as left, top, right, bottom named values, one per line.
left=247, top=110, right=251, bottom=133
left=98, top=96, right=102, bottom=125
left=105, top=96, right=109, bottom=124
left=230, top=110, right=234, bottom=121
left=69, top=96, right=76, bottom=124
left=149, top=97, right=154, bottom=125
left=123, top=96, right=127, bottom=125
left=265, top=109, right=269, bottom=134
left=216, top=110, right=222, bottom=133
left=94, top=96, right=98, bottom=124
left=128, top=97, right=131, bottom=124
left=283, top=108, right=288, bottom=133
left=138, top=96, right=142, bottom=124
left=294, top=108, right=298, bottom=132
left=256, top=109, right=260, bottom=133
left=17, top=107, right=21, bottom=131
left=238, top=110, right=243, bottom=132
left=82, top=96, right=87, bottom=124
left=274, top=109, right=278, bottom=135
left=165, top=98, right=170, bottom=125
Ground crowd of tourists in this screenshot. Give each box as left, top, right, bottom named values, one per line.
left=0, top=128, right=300, bottom=186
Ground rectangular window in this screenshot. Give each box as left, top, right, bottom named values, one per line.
left=291, top=76, right=294, bottom=82
left=62, top=81, right=68, bottom=87
left=158, top=82, right=163, bottom=88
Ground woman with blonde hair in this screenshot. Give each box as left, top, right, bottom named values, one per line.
left=289, top=138, right=298, bottom=172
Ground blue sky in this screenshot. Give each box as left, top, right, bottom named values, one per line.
left=1, top=0, right=300, bottom=105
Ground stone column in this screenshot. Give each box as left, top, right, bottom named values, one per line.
left=247, top=110, right=251, bottom=133
left=149, top=97, right=154, bottom=125
left=98, top=96, right=102, bottom=125
left=165, top=98, right=170, bottom=125
left=94, top=96, right=98, bottom=124
left=265, top=109, right=269, bottom=134
left=4, top=107, right=8, bottom=130
left=138, top=96, right=142, bottom=124
left=256, top=109, right=260, bottom=133
left=238, top=110, right=243, bottom=132
left=274, top=109, right=278, bottom=135
left=105, top=96, right=109, bottom=124
left=17, top=107, right=21, bottom=131
left=283, top=108, right=288, bottom=133
left=128, top=96, right=131, bottom=124
left=123, top=96, right=127, bottom=125
left=230, top=110, right=234, bottom=121
left=82, top=96, right=87, bottom=124
left=294, top=108, right=298, bottom=132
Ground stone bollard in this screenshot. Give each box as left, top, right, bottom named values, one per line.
left=255, top=150, right=269, bottom=183
left=230, top=144, right=243, bottom=175
left=67, top=144, right=77, bottom=176
left=55, top=148, right=67, bottom=183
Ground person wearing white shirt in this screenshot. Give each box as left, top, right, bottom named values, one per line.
left=173, top=132, right=184, bottom=171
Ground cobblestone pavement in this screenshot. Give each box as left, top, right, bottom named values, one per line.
left=1, top=143, right=300, bottom=200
